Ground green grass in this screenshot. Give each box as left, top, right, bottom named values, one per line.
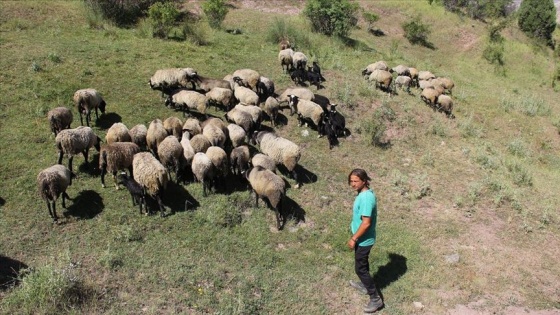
left=1, top=1, right=560, bottom=314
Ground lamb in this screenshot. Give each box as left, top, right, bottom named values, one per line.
left=292, top=51, right=308, bottom=70
left=191, top=152, right=216, bottom=197
left=149, top=68, right=197, bottom=97
left=362, top=61, right=389, bottom=76
left=206, top=146, right=229, bottom=191
left=232, top=69, right=260, bottom=91
left=99, top=142, right=140, bottom=189
left=56, top=126, right=101, bottom=174
left=192, top=75, right=231, bottom=93
left=47, top=107, right=73, bottom=136
left=105, top=122, right=132, bottom=144
left=395, top=76, right=412, bottom=93
left=117, top=173, right=146, bottom=215
left=206, top=87, right=234, bottom=111
left=230, top=145, right=250, bottom=176
left=245, top=166, right=286, bottom=230
left=163, top=116, right=183, bottom=140
left=226, top=123, right=246, bottom=148
left=183, top=118, right=202, bottom=138
left=287, top=95, right=324, bottom=132
left=190, top=134, right=212, bottom=154
left=435, top=94, right=455, bottom=118
left=37, top=164, right=73, bottom=223
left=278, top=48, right=294, bottom=73
left=129, top=124, right=147, bottom=149
left=252, top=131, right=302, bottom=188
left=202, top=123, right=227, bottom=148
left=146, top=119, right=168, bottom=158
left=233, top=85, right=259, bottom=106
left=73, top=88, right=106, bottom=127
left=166, top=90, right=208, bottom=118
left=420, top=87, right=442, bottom=106
left=157, top=135, right=184, bottom=183
left=251, top=153, right=277, bottom=173
left=224, top=107, right=254, bottom=135
left=263, top=96, right=280, bottom=127
left=256, top=76, right=275, bottom=100
left=368, top=69, right=394, bottom=93
left=132, top=152, right=169, bottom=217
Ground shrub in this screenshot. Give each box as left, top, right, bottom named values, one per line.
left=518, top=0, right=556, bottom=46
left=201, top=0, right=228, bottom=29
left=439, top=0, right=514, bottom=20
left=147, top=2, right=180, bottom=39
left=303, top=0, right=359, bottom=37
left=83, top=0, right=168, bottom=27
left=402, top=15, right=433, bottom=48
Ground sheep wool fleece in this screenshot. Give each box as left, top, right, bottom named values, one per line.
left=350, top=189, right=377, bottom=247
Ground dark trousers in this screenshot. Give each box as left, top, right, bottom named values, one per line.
left=354, top=245, right=380, bottom=299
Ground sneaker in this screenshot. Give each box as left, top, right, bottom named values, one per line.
left=349, top=280, right=368, bottom=295
left=363, top=296, right=384, bottom=313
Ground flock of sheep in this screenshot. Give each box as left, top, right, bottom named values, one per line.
left=362, top=60, right=456, bottom=118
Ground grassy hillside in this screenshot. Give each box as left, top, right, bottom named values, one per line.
left=0, top=1, right=559, bottom=314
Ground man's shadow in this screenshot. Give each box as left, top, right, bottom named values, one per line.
left=374, top=253, right=408, bottom=292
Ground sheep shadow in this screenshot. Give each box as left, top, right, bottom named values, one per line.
left=64, top=189, right=104, bottom=220
left=0, top=255, right=28, bottom=290
left=77, top=153, right=101, bottom=177
left=95, top=112, right=122, bottom=130
left=164, top=181, right=199, bottom=213
left=0, top=196, right=5, bottom=207
left=373, top=253, right=408, bottom=292
left=282, top=195, right=306, bottom=225
left=221, top=173, right=249, bottom=194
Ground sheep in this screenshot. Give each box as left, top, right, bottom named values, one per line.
left=157, top=135, right=184, bottom=183
left=206, top=87, right=234, bottom=111
left=190, top=134, right=212, bottom=154
left=117, top=173, right=146, bottom=215
left=223, top=74, right=235, bottom=90
left=319, top=114, right=338, bottom=150
left=252, top=131, right=302, bottom=188
left=263, top=96, right=280, bottom=127
left=256, top=76, right=275, bottom=100
left=183, top=118, right=202, bottom=138
left=105, top=122, right=132, bottom=144
left=325, top=103, right=347, bottom=137
left=166, top=90, right=208, bottom=118
left=419, top=78, right=445, bottom=94
left=230, top=145, right=250, bottom=176
left=206, top=146, right=229, bottom=191
left=73, top=88, right=106, bottom=127
left=202, top=123, right=227, bottom=148
left=180, top=130, right=196, bottom=176
left=279, top=38, right=291, bottom=50
left=200, top=117, right=228, bottom=135
left=233, top=85, right=259, bottom=106
left=233, top=104, right=263, bottom=130
left=37, top=164, right=73, bottom=223
left=435, top=94, right=455, bottom=118
left=56, top=126, right=101, bottom=174
left=149, top=68, right=197, bottom=97
left=232, top=69, right=260, bottom=91
left=418, top=70, right=436, bottom=81
left=47, top=107, right=73, bottom=136
left=163, top=116, right=183, bottom=140
left=132, top=152, right=169, bottom=217
left=362, top=61, right=389, bottom=76
left=278, top=87, right=315, bottom=110
left=99, top=142, right=140, bottom=189
left=438, top=77, right=455, bottom=94
left=292, top=51, right=308, bottom=70
left=287, top=95, right=324, bottom=133
left=224, top=107, right=254, bottom=136
left=146, top=119, right=168, bottom=159
left=390, top=65, right=410, bottom=76
left=129, top=124, right=147, bottom=149
left=226, top=123, right=246, bottom=148
left=420, top=87, right=442, bottom=106
left=192, top=75, right=232, bottom=93
left=395, top=76, right=412, bottom=93
left=278, top=48, right=294, bottom=73
left=191, top=152, right=216, bottom=197
left=368, top=69, right=393, bottom=93
left=245, top=166, right=286, bottom=230
left=408, top=67, right=419, bottom=87
left=251, top=153, right=277, bottom=173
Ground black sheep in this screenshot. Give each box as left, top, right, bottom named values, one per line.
left=118, top=173, right=146, bottom=215
left=327, top=104, right=347, bottom=137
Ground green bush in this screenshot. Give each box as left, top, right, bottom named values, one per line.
left=303, top=0, right=359, bottom=37
left=483, top=42, right=504, bottom=65
left=440, top=0, right=513, bottom=20
left=518, top=0, right=557, bottom=46
left=202, top=0, right=228, bottom=29
left=402, top=16, right=432, bottom=48
left=83, top=0, right=168, bottom=27
left=147, top=2, right=180, bottom=39
left=266, top=18, right=311, bottom=50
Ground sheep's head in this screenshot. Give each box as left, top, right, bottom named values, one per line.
left=99, top=100, right=107, bottom=114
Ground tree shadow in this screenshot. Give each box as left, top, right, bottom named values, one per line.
left=368, top=28, right=386, bottom=36
left=338, top=36, right=376, bottom=52
left=95, top=112, right=122, bottom=130
left=64, top=189, right=104, bottom=220
left=373, top=253, right=408, bottom=291
left=0, top=255, right=28, bottom=290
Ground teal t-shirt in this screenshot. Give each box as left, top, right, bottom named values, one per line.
left=350, top=189, right=377, bottom=247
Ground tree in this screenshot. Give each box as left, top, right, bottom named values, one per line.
left=202, top=0, right=228, bottom=29
left=518, top=0, right=556, bottom=45
left=303, top=0, right=359, bottom=37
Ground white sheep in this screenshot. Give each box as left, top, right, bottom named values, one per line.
left=226, top=123, right=246, bottom=148
left=183, top=118, right=202, bottom=138
left=129, top=124, right=147, bottom=149
left=99, top=142, right=140, bottom=189
left=390, top=65, right=410, bottom=76
left=163, top=116, right=183, bottom=140
left=234, top=85, right=259, bottom=106
left=202, top=123, right=227, bottom=148
left=191, top=152, right=216, bottom=197
left=233, top=104, right=263, bottom=130
left=146, top=119, right=168, bottom=158
left=362, top=61, right=389, bottom=76
left=368, top=69, right=393, bottom=93
left=47, top=107, right=73, bottom=136
left=106, top=122, right=131, bottom=144
left=278, top=48, right=294, bottom=73
left=206, top=146, right=229, bottom=190
left=225, top=107, right=254, bottom=135
left=133, top=152, right=169, bottom=217
left=56, top=126, right=101, bottom=174
left=251, top=153, right=277, bottom=173
left=245, top=166, right=286, bottom=230
left=418, top=70, right=436, bottom=81
left=263, top=96, right=280, bottom=127
left=180, top=130, right=196, bottom=178
left=158, top=135, right=184, bottom=183
left=287, top=95, right=324, bottom=132
left=166, top=90, right=208, bottom=118
left=37, top=164, right=73, bottom=223
left=292, top=51, right=308, bottom=70
left=192, top=75, right=232, bottom=93
left=252, top=131, right=302, bottom=188
left=395, top=76, right=412, bottom=93
left=278, top=87, right=315, bottom=114
left=206, top=87, right=234, bottom=111
left=230, top=145, right=250, bottom=176
left=190, top=134, right=212, bottom=154
left=73, top=88, right=106, bottom=127
left=149, top=68, right=197, bottom=96
left=232, top=69, right=260, bottom=91
left=420, top=87, right=442, bottom=106
left=435, top=94, right=455, bottom=118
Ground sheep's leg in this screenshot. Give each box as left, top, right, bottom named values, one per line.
left=51, top=201, right=58, bottom=222
left=275, top=208, right=281, bottom=230
left=83, top=149, right=90, bottom=167
left=79, top=112, right=84, bottom=126
left=292, top=169, right=300, bottom=189
left=112, top=172, right=119, bottom=190
left=46, top=201, right=55, bottom=221
left=62, top=192, right=70, bottom=208
left=94, top=108, right=99, bottom=121
left=57, top=150, right=64, bottom=165
left=100, top=165, right=107, bottom=188
left=155, top=192, right=165, bottom=217
left=254, top=190, right=259, bottom=208
left=68, top=156, right=74, bottom=175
